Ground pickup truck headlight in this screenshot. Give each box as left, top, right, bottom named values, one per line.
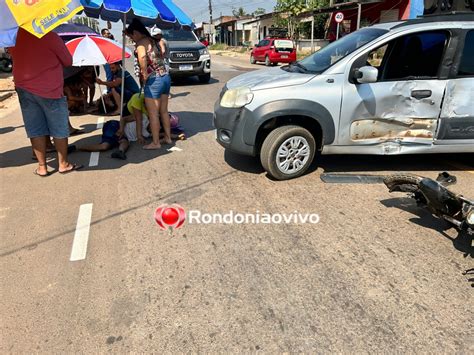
left=220, top=87, right=254, bottom=108
left=199, top=47, right=209, bottom=56
left=467, top=210, right=474, bottom=226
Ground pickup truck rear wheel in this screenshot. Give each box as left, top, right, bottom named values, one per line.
left=260, top=125, right=316, bottom=180
left=198, top=73, right=211, bottom=83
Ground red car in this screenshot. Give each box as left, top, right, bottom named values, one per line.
left=250, top=38, right=296, bottom=66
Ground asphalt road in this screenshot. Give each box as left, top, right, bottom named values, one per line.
left=1, top=55, right=473, bottom=353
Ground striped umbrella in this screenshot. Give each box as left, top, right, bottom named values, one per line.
left=66, top=35, right=132, bottom=66
left=80, top=0, right=193, bottom=29
left=66, top=35, right=133, bottom=113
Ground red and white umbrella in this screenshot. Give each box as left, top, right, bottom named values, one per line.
left=66, top=35, right=132, bottom=67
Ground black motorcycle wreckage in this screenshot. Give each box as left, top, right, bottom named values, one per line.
left=383, top=173, right=474, bottom=237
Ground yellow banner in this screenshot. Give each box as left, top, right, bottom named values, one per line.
left=6, top=0, right=84, bottom=38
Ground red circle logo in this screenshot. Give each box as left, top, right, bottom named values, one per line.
left=155, top=205, right=186, bottom=230
left=162, top=207, right=179, bottom=225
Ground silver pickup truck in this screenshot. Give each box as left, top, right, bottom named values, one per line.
left=214, top=13, right=474, bottom=180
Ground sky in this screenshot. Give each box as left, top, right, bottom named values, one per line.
left=174, top=0, right=277, bottom=23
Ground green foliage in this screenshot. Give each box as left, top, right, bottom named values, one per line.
left=253, top=8, right=266, bottom=16
left=232, top=7, right=248, bottom=18
left=274, top=0, right=330, bottom=40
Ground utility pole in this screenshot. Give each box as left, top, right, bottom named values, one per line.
left=208, top=0, right=213, bottom=44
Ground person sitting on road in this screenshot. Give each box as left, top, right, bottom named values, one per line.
left=80, top=120, right=130, bottom=160
left=127, top=93, right=185, bottom=144
left=96, top=62, right=139, bottom=115
left=64, top=75, right=87, bottom=114
left=79, top=95, right=152, bottom=160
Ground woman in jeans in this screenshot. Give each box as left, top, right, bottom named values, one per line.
left=125, top=19, right=172, bottom=150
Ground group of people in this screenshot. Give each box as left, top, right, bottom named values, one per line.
left=9, top=18, right=179, bottom=177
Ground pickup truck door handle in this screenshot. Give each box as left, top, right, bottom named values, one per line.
left=411, top=90, right=432, bottom=100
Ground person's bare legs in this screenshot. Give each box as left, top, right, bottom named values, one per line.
left=31, top=136, right=48, bottom=175
left=111, top=88, right=121, bottom=115
left=88, top=84, right=96, bottom=106
left=118, top=139, right=129, bottom=152
left=53, top=138, right=71, bottom=172
left=79, top=143, right=112, bottom=152
left=143, top=97, right=161, bottom=150
left=159, top=94, right=172, bottom=144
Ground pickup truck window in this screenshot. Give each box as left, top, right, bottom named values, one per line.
left=162, top=29, right=197, bottom=41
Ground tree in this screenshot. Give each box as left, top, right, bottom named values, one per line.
left=253, top=7, right=266, bottom=16
left=232, top=7, right=247, bottom=18
left=274, top=0, right=329, bottom=40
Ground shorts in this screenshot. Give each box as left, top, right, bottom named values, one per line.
left=144, top=73, right=171, bottom=99
left=16, top=88, right=69, bottom=139
left=101, top=120, right=126, bottom=147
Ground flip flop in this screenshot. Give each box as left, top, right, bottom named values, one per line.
left=33, top=168, right=51, bottom=177
left=59, top=163, right=83, bottom=175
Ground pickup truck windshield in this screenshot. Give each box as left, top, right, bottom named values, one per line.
left=299, top=28, right=388, bottom=73
left=162, top=30, right=197, bottom=42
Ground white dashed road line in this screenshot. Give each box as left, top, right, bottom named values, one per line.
left=96, top=116, right=105, bottom=129
left=89, top=117, right=105, bottom=167
left=167, top=147, right=183, bottom=152
left=89, top=152, right=100, bottom=167
left=70, top=203, right=93, bottom=262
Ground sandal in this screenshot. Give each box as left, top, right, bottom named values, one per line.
left=59, top=163, right=83, bottom=175
left=34, top=165, right=50, bottom=177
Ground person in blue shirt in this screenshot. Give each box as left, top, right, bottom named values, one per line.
left=96, top=62, right=139, bottom=115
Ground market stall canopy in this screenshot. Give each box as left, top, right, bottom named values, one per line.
left=0, top=0, right=84, bottom=47
left=80, top=0, right=194, bottom=29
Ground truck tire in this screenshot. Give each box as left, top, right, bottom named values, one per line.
left=260, top=125, right=316, bottom=180
left=0, top=59, right=12, bottom=73
left=198, top=73, right=211, bottom=83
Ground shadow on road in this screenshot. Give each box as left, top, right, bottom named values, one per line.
left=222, top=152, right=474, bottom=177
left=0, top=111, right=214, bottom=171
left=0, top=124, right=24, bottom=135
left=381, top=197, right=473, bottom=257
left=224, top=150, right=264, bottom=174
left=172, top=77, right=219, bottom=86
left=318, top=154, right=474, bottom=173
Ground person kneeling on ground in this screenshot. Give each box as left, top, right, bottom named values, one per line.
left=96, top=62, right=139, bottom=115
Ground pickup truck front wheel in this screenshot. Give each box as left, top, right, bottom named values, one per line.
left=260, top=125, right=316, bottom=180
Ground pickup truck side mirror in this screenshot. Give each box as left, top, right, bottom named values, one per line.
left=354, top=66, right=378, bottom=84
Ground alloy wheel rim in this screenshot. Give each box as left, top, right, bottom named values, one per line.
left=276, top=136, right=311, bottom=174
